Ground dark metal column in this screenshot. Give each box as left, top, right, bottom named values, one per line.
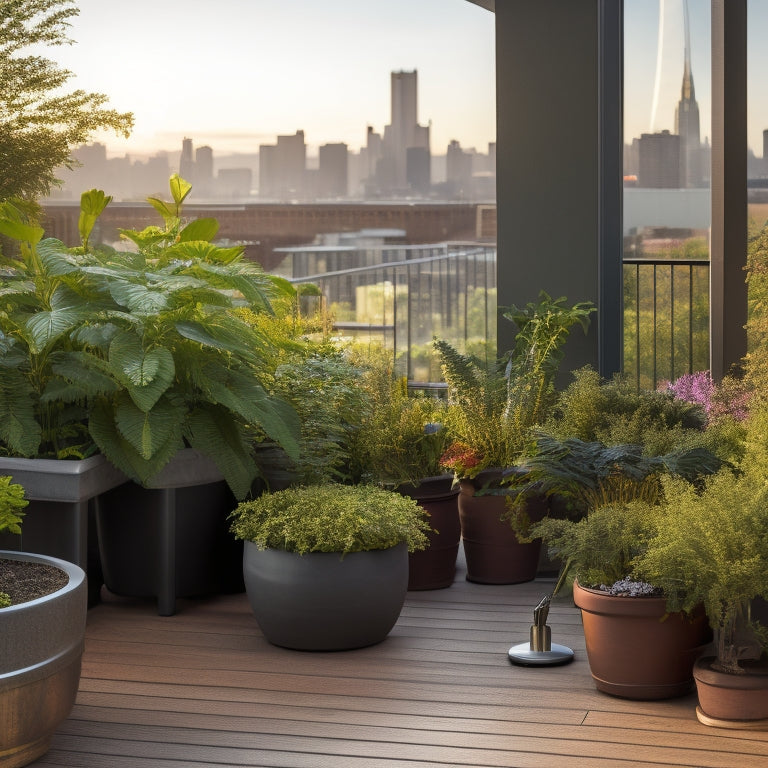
left=598, top=0, right=624, bottom=379
left=710, top=0, right=748, bottom=380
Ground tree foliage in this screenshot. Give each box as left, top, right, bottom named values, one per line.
left=0, top=0, right=133, bottom=200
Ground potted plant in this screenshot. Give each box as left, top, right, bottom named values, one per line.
left=351, top=353, right=459, bottom=590
left=70, top=176, right=301, bottom=614
left=0, top=193, right=129, bottom=602
left=523, top=435, right=722, bottom=700
left=229, top=483, right=430, bottom=650
left=0, top=476, right=88, bottom=768
left=635, top=408, right=768, bottom=725
left=435, top=292, right=595, bottom=584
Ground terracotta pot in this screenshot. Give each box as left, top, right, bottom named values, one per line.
left=398, top=475, right=460, bottom=590
left=573, top=580, right=712, bottom=700
left=693, top=656, right=768, bottom=728
left=457, top=472, right=546, bottom=584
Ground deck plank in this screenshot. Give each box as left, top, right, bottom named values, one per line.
left=39, top=553, right=768, bottom=768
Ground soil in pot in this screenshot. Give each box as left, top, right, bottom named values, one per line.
left=694, top=656, right=768, bottom=728
left=0, top=559, right=68, bottom=605
left=574, top=580, right=712, bottom=700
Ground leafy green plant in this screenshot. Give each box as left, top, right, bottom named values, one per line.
left=0, top=475, right=28, bottom=536
left=0, top=475, right=29, bottom=608
left=0, top=178, right=301, bottom=498
left=634, top=408, right=768, bottom=674
left=511, top=432, right=724, bottom=519
left=81, top=177, right=299, bottom=498
left=229, top=483, right=430, bottom=555
left=255, top=346, right=371, bottom=485
left=0, top=192, right=110, bottom=459
left=528, top=501, right=661, bottom=590
left=434, top=292, right=594, bottom=477
left=547, top=367, right=710, bottom=452
left=518, top=431, right=724, bottom=594
left=350, top=347, right=453, bottom=487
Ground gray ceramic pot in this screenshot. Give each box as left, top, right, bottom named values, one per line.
left=0, top=551, right=87, bottom=768
left=243, top=541, right=409, bottom=650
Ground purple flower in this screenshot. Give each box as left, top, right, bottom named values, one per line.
left=660, top=370, right=750, bottom=423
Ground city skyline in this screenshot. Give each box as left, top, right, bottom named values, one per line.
left=29, top=1, right=768, bottom=160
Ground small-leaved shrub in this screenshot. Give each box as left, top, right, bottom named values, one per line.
left=230, top=484, right=430, bottom=555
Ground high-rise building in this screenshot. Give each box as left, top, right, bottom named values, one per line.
left=638, top=130, right=682, bottom=188
left=180, top=138, right=195, bottom=183
left=195, top=145, right=213, bottom=196
left=380, top=70, right=431, bottom=195
left=675, top=1, right=701, bottom=187
left=446, top=140, right=473, bottom=199
left=318, top=143, right=348, bottom=198
left=276, top=130, right=307, bottom=199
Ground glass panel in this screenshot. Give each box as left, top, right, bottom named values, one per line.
left=623, top=0, right=711, bottom=387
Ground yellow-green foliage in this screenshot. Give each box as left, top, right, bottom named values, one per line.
left=746, top=223, right=768, bottom=397
left=349, top=345, right=452, bottom=486
left=529, top=501, right=660, bottom=589
left=0, top=476, right=28, bottom=535
left=230, top=484, right=430, bottom=555
left=635, top=408, right=768, bottom=672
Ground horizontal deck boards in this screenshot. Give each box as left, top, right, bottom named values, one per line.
left=37, top=550, right=768, bottom=768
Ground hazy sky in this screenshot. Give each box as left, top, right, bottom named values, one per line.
left=39, top=0, right=768, bottom=158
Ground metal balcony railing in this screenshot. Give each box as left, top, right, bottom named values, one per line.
left=287, top=243, right=497, bottom=384
left=622, top=257, right=710, bottom=390
left=287, top=245, right=710, bottom=391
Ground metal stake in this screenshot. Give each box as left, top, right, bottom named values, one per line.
left=508, top=594, right=574, bottom=666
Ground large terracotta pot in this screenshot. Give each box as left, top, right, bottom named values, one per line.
left=243, top=541, right=409, bottom=650
left=573, top=580, right=712, bottom=700
left=457, top=471, right=546, bottom=584
left=398, top=475, right=460, bottom=590
left=0, top=552, right=87, bottom=768
left=693, top=656, right=768, bottom=728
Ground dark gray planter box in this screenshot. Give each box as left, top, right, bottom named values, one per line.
left=243, top=541, right=409, bottom=650
left=0, top=455, right=128, bottom=574
left=95, top=449, right=242, bottom=617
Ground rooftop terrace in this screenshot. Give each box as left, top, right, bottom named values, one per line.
left=37, top=550, right=768, bottom=768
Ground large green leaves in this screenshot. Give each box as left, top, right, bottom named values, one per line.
left=185, top=406, right=257, bottom=500
left=193, top=364, right=300, bottom=460
left=78, top=189, right=112, bottom=249
left=108, top=332, right=174, bottom=412
left=0, top=367, right=41, bottom=456
left=24, top=285, right=86, bottom=354
left=88, top=397, right=184, bottom=486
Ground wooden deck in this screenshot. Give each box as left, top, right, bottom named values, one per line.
left=37, top=551, right=768, bottom=768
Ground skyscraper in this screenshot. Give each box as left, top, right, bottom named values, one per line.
left=380, top=70, right=430, bottom=194
left=674, top=0, right=701, bottom=187
left=180, top=138, right=195, bottom=183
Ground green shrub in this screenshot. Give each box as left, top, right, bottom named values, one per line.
left=230, top=483, right=430, bottom=555
left=0, top=475, right=27, bottom=535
